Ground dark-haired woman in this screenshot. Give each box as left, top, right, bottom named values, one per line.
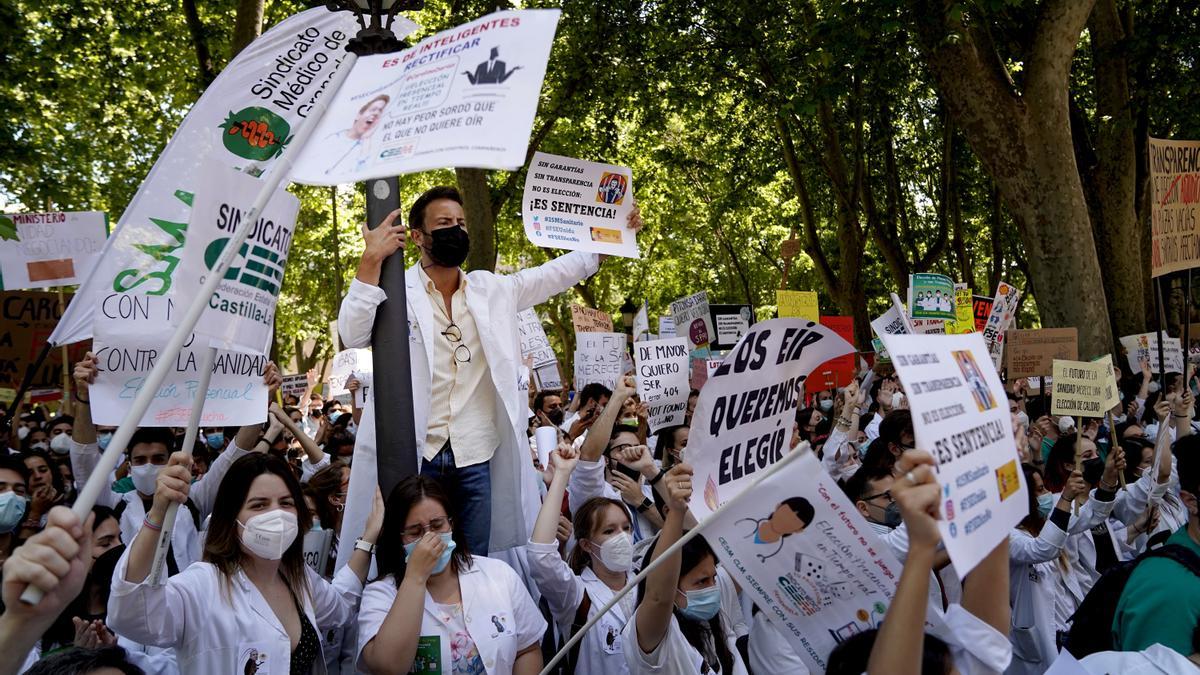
left=625, top=462, right=748, bottom=674
left=108, top=452, right=378, bottom=674
left=357, top=475, right=546, bottom=674
left=529, top=442, right=633, bottom=674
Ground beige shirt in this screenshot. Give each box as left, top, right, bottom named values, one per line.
left=419, top=265, right=499, bottom=466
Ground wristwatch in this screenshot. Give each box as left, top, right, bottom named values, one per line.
left=636, top=497, right=654, bottom=513
left=354, top=539, right=376, bottom=554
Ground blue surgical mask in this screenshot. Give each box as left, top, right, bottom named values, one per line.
left=404, top=532, right=456, bottom=575
left=1037, top=493, right=1055, bottom=518
left=678, top=585, right=721, bottom=622
left=97, top=432, right=113, bottom=451
left=0, top=492, right=27, bottom=534
left=206, top=433, right=225, bottom=450
left=818, top=399, right=834, bottom=412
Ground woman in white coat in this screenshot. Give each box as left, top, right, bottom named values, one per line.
left=529, top=442, right=634, bottom=675
left=108, top=452, right=379, bottom=674
left=1007, top=464, right=1078, bottom=675
left=357, top=475, right=547, bottom=674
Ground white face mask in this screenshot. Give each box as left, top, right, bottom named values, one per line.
left=16, top=426, right=29, bottom=441
left=30, top=441, right=48, bottom=451
left=50, top=433, right=72, bottom=454
left=238, top=509, right=298, bottom=560
left=592, top=531, right=634, bottom=572
left=130, top=464, right=160, bottom=496
left=1148, top=381, right=1161, bottom=394
left=1016, top=411, right=1030, bottom=429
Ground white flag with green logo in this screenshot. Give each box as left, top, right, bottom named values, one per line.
left=171, top=161, right=300, bottom=355
left=48, top=8, right=415, bottom=346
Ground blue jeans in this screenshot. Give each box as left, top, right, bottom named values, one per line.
left=420, top=442, right=491, bottom=555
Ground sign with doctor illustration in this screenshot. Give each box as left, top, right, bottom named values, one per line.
left=703, top=451, right=909, bottom=674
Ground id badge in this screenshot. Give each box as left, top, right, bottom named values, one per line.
left=410, top=635, right=441, bottom=674
left=238, top=644, right=271, bottom=674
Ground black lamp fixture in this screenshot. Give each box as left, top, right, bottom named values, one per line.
left=620, top=297, right=637, bottom=332
left=324, top=0, right=425, bottom=55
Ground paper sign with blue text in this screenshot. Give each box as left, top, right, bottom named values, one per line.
left=880, top=332, right=1026, bottom=575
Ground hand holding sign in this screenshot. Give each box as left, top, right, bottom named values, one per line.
left=892, top=450, right=943, bottom=550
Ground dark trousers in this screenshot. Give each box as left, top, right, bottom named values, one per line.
left=420, top=442, right=492, bottom=555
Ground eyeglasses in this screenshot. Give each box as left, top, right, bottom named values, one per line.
left=862, top=490, right=894, bottom=504
left=608, top=443, right=634, bottom=455
left=440, top=322, right=471, bottom=364
left=402, top=517, right=452, bottom=541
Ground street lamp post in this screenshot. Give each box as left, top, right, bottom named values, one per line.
left=325, top=0, right=423, bottom=499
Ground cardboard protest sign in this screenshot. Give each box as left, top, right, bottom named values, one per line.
left=1094, top=354, right=1121, bottom=410
left=870, top=305, right=908, bottom=361
left=670, top=291, right=714, bottom=354
left=329, top=348, right=372, bottom=398
left=632, top=302, right=650, bottom=342
left=517, top=309, right=557, bottom=368
left=908, top=273, right=956, bottom=320
left=814, top=316, right=856, bottom=389
left=1149, top=137, right=1200, bottom=277
left=171, top=163, right=300, bottom=355
left=0, top=211, right=107, bottom=290
left=911, top=319, right=947, bottom=335
left=90, top=294, right=268, bottom=427
left=0, top=291, right=87, bottom=391
left=703, top=451, right=907, bottom=673
left=570, top=304, right=613, bottom=333
left=291, top=10, right=560, bottom=185
left=1119, top=332, right=1185, bottom=374
left=972, top=296, right=993, bottom=333
left=981, top=282, right=1021, bottom=369
left=634, top=338, right=690, bottom=432
left=1051, top=359, right=1111, bottom=417
left=49, top=9, right=361, bottom=347
left=573, top=332, right=625, bottom=390
left=1005, top=328, right=1078, bottom=378
left=944, top=286, right=975, bottom=334
left=658, top=316, right=676, bottom=339
left=280, top=374, right=308, bottom=400
left=352, top=371, right=374, bottom=408
left=686, top=318, right=855, bottom=518
left=777, top=290, right=819, bottom=321
left=880, top=333, right=1026, bottom=575
left=302, top=528, right=334, bottom=574
left=710, top=304, right=754, bottom=351
left=535, top=362, right=562, bottom=391
left=522, top=152, right=638, bottom=258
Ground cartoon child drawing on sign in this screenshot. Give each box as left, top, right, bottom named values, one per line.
left=737, top=497, right=815, bottom=563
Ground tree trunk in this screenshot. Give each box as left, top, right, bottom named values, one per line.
left=181, top=0, right=216, bottom=90
left=231, top=0, right=265, bottom=58
left=456, top=168, right=497, bottom=272
left=1088, top=0, right=1145, bottom=342
left=908, top=0, right=1113, bottom=357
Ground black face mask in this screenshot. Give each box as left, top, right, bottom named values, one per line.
left=547, top=408, right=565, bottom=426
left=422, top=226, right=470, bottom=268
left=1082, top=456, right=1106, bottom=485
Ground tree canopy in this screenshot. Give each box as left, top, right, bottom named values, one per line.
left=3, top=0, right=1199, bottom=371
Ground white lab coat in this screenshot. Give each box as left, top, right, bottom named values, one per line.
left=1007, top=521, right=1068, bottom=675
left=107, top=548, right=363, bottom=675
left=70, top=440, right=249, bottom=572
left=356, top=555, right=548, bottom=674
left=336, top=253, right=600, bottom=568
left=526, top=540, right=632, bottom=675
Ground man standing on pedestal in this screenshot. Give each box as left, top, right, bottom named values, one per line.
left=336, top=185, right=641, bottom=561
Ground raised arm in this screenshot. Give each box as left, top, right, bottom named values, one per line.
left=341, top=212, right=406, bottom=348
left=272, top=402, right=324, bottom=466
left=532, top=442, right=578, bottom=546
left=634, top=463, right=692, bottom=654
left=580, top=375, right=636, bottom=462
left=124, top=451, right=192, bottom=584
left=868, top=450, right=941, bottom=675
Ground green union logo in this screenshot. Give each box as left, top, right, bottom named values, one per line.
left=218, top=107, right=292, bottom=161
left=204, top=238, right=284, bottom=297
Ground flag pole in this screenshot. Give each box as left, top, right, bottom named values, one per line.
left=146, top=346, right=217, bottom=585
left=20, top=49, right=360, bottom=605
